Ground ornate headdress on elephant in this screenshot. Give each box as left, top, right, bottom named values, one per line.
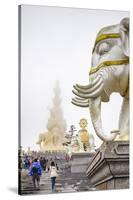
left=72, top=18, right=129, bottom=142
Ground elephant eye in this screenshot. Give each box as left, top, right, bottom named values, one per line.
left=98, top=42, right=110, bottom=56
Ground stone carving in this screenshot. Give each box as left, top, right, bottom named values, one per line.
left=86, top=141, right=129, bottom=190
left=72, top=18, right=129, bottom=142
left=71, top=136, right=80, bottom=153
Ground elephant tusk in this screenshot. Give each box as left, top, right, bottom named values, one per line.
left=72, top=97, right=89, bottom=104
left=76, top=75, right=101, bottom=89
left=71, top=100, right=89, bottom=107
left=71, top=97, right=89, bottom=107
left=74, top=97, right=89, bottom=103
left=75, top=97, right=89, bottom=101
left=74, top=77, right=103, bottom=94
left=72, top=82, right=104, bottom=99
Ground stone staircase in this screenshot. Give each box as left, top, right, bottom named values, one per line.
left=20, top=158, right=94, bottom=195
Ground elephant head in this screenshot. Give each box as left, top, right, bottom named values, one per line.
left=72, top=18, right=129, bottom=142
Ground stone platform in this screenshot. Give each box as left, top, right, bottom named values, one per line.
left=86, top=141, right=129, bottom=190
left=71, top=152, right=95, bottom=174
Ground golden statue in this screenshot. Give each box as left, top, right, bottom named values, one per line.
left=78, top=118, right=95, bottom=152
left=36, top=81, right=67, bottom=152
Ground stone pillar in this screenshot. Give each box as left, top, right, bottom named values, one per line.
left=86, top=141, right=129, bottom=190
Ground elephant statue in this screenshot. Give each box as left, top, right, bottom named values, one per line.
left=72, top=18, right=129, bottom=142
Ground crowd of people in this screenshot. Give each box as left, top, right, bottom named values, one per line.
left=19, top=152, right=70, bottom=192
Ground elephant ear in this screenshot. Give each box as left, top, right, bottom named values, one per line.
left=119, top=18, right=129, bottom=57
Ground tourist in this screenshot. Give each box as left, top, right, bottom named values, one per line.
left=43, top=157, right=46, bottom=171
left=50, top=161, right=58, bottom=192
left=24, top=157, right=30, bottom=169
left=40, top=157, right=44, bottom=169
left=29, top=158, right=42, bottom=190
left=46, top=158, right=50, bottom=172
left=29, top=157, right=33, bottom=166
left=45, top=158, right=48, bottom=172
left=56, top=163, right=59, bottom=171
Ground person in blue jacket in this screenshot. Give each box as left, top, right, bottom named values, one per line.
left=29, top=158, right=42, bottom=190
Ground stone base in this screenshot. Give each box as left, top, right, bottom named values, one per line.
left=86, top=141, right=129, bottom=190
left=71, top=152, right=95, bottom=174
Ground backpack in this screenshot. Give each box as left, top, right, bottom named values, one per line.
left=50, top=166, right=58, bottom=177
left=32, top=166, right=38, bottom=174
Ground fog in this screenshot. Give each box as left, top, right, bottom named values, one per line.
left=20, top=5, right=129, bottom=150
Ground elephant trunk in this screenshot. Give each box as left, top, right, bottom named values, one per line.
left=89, top=96, right=119, bottom=142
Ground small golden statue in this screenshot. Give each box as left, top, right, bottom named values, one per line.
left=79, top=118, right=90, bottom=151
left=78, top=118, right=95, bottom=152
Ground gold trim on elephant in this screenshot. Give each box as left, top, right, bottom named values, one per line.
left=96, top=33, right=120, bottom=44
left=93, top=33, right=121, bottom=52
left=89, top=58, right=129, bottom=75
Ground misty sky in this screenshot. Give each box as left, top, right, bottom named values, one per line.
left=20, top=5, right=129, bottom=150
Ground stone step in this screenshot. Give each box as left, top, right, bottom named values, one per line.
left=20, top=161, right=92, bottom=195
